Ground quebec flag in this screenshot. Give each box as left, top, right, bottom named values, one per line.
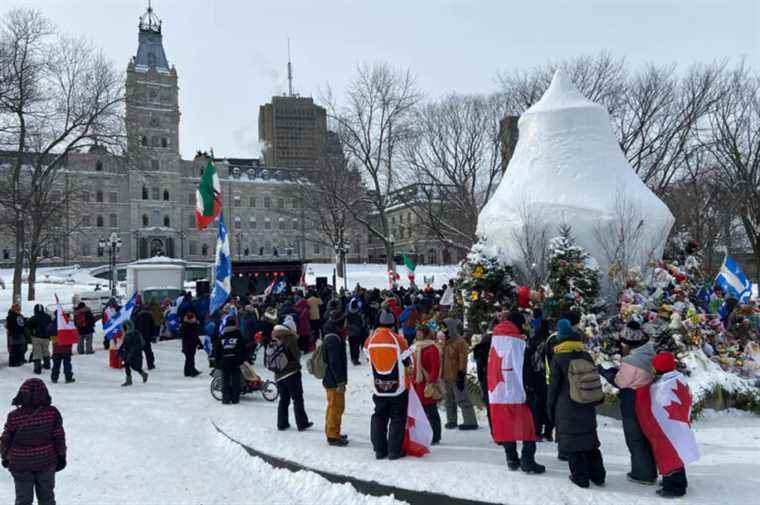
left=210, top=211, right=232, bottom=315
left=715, top=256, right=753, bottom=303
left=102, top=293, right=138, bottom=341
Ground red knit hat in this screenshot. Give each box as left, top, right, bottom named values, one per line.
left=652, top=352, right=676, bottom=373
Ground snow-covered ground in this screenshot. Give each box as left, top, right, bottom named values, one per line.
left=0, top=338, right=757, bottom=505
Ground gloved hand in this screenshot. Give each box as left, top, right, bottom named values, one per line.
left=1, top=458, right=9, bottom=468
left=55, top=455, right=66, bottom=472
left=337, top=383, right=347, bottom=394
left=456, top=371, right=466, bottom=391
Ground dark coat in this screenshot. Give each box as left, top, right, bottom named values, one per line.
left=28, top=308, right=53, bottom=340
left=73, top=307, right=96, bottom=335
left=121, top=328, right=145, bottom=369
left=5, top=310, right=26, bottom=345
left=472, top=335, right=492, bottom=401
left=0, top=379, right=65, bottom=472
left=271, top=326, right=301, bottom=382
left=322, top=332, right=348, bottom=389
left=214, top=326, right=246, bottom=369
left=134, top=308, right=155, bottom=343
left=345, top=309, right=366, bottom=339
left=548, top=345, right=601, bottom=453
left=179, top=317, right=201, bottom=354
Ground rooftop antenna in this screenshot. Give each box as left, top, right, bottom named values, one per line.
left=287, top=38, right=294, bottom=97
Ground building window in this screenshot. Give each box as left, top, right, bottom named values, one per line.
left=82, top=191, right=90, bottom=203
left=151, top=159, right=159, bottom=171
left=264, top=218, right=271, bottom=230
left=81, top=243, right=90, bottom=256
left=96, top=215, right=104, bottom=228
left=233, top=196, right=241, bottom=207
left=278, top=217, right=285, bottom=230
left=249, top=217, right=256, bottom=229
left=291, top=198, right=298, bottom=209
left=152, top=187, right=159, bottom=200
left=249, top=196, right=256, bottom=208
left=2, top=249, right=9, bottom=260
left=109, top=214, right=117, bottom=228
left=163, top=216, right=170, bottom=227
left=234, top=217, right=241, bottom=229
left=109, top=192, right=118, bottom=203
left=161, top=138, right=168, bottom=148
left=141, top=136, right=147, bottom=146
left=163, top=189, right=170, bottom=201
left=189, top=241, right=197, bottom=255
left=96, top=191, right=103, bottom=203
left=188, top=193, right=195, bottom=205
left=142, top=214, right=149, bottom=227
left=201, top=244, right=209, bottom=256
left=264, top=197, right=271, bottom=209
left=277, top=198, right=284, bottom=209
left=142, top=186, right=148, bottom=200
left=95, top=160, right=103, bottom=171
left=292, top=219, right=298, bottom=230
left=82, top=215, right=91, bottom=227
left=313, top=243, right=321, bottom=255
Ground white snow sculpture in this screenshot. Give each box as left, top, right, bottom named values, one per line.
left=477, top=69, right=674, bottom=281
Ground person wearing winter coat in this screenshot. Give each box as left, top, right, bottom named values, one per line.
left=322, top=315, right=349, bottom=446
left=134, top=305, right=157, bottom=370
left=306, top=291, right=323, bottom=340
left=398, top=299, right=420, bottom=345
left=148, top=300, right=164, bottom=340
left=472, top=331, right=492, bottom=427
left=120, top=320, right=149, bottom=387
left=180, top=311, right=202, bottom=377
left=412, top=326, right=442, bottom=445
left=526, top=318, right=552, bottom=440
left=364, top=310, right=409, bottom=460
left=27, top=305, right=53, bottom=375
left=6, top=304, right=27, bottom=367
left=346, top=300, right=368, bottom=365
left=1, top=379, right=66, bottom=505
left=213, top=319, right=246, bottom=404
left=73, top=302, right=96, bottom=355
left=598, top=324, right=658, bottom=485
left=442, top=327, right=478, bottom=430
left=50, top=331, right=74, bottom=384
left=548, top=319, right=606, bottom=488
left=294, top=298, right=312, bottom=353
left=270, top=324, right=312, bottom=429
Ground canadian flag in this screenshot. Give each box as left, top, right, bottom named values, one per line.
left=636, top=371, right=700, bottom=475
left=402, top=386, right=433, bottom=457
left=55, top=294, right=80, bottom=345
left=487, top=321, right=536, bottom=442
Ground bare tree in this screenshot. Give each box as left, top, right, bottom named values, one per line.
left=702, top=63, right=760, bottom=279
left=401, top=93, right=503, bottom=253
left=509, top=201, right=551, bottom=288
left=325, top=62, right=422, bottom=279
left=0, top=8, right=124, bottom=302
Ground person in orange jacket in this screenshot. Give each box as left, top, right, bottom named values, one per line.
left=364, top=309, right=410, bottom=460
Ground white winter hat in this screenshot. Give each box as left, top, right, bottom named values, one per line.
left=283, top=316, right=297, bottom=334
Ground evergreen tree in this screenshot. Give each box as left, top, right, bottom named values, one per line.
left=547, top=225, right=600, bottom=314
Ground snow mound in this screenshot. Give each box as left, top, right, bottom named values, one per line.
left=477, top=69, right=674, bottom=279
left=681, top=349, right=760, bottom=406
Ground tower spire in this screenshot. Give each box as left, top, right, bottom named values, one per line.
left=287, top=38, right=294, bottom=97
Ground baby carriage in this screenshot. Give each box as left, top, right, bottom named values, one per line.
left=210, top=362, right=278, bottom=402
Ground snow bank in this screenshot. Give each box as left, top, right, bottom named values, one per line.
left=681, top=349, right=760, bottom=411
left=477, top=69, right=674, bottom=278
left=304, top=263, right=458, bottom=290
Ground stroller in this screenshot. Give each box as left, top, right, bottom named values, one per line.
left=210, top=362, right=278, bottom=402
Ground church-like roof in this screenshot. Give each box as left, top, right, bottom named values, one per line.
left=134, top=4, right=170, bottom=72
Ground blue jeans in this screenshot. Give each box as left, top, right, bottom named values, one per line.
left=51, top=354, right=72, bottom=382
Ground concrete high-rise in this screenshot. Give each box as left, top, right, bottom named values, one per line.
left=258, top=95, right=327, bottom=170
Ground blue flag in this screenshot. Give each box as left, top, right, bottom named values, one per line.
left=103, top=293, right=137, bottom=340
left=715, top=255, right=753, bottom=303
left=209, top=212, right=232, bottom=315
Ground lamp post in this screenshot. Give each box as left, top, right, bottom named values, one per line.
left=334, top=241, right=349, bottom=291
left=178, top=230, right=186, bottom=260
left=98, top=232, right=122, bottom=297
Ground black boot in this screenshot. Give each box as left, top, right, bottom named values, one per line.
left=506, top=450, right=520, bottom=471
left=33, top=360, right=42, bottom=375
left=43, top=357, right=51, bottom=370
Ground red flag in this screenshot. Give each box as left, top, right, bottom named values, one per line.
left=636, top=371, right=699, bottom=475
left=487, top=321, right=536, bottom=442
left=55, top=294, right=79, bottom=345
left=402, top=387, right=433, bottom=457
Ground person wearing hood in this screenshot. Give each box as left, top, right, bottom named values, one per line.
left=548, top=319, right=605, bottom=488
left=346, top=299, right=368, bottom=365
left=322, top=310, right=349, bottom=446
left=5, top=304, right=27, bottom=367
left=27, top=305, right=53, bottom=375
left=598, top=321, right=658, bottom=486
left=1, top=379, right=66, bottom=505
left=180, top=310, right=202, bottom=377
left=73, top=302, right=96, bottom=355
left=441, top=315, right=478, bottom=431
left=119, top=320, right=149, bottom=387
left=213, top=317, right=246, bottom=404
left=269, top=324, right=312, bottom=430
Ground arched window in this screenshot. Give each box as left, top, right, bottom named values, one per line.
left=109, top=214, right=117, bottom=228
left=278, top=217, right=285, bottom=230
left=142, top=186, right=148, bottom=200
left=201, top=244, right=209, bottom=256
left=96, top=215, right=104, bottom=228
left=95, top=160, right=103, bottom=172
left=249, top=217, right=256, bottom=229
left=292, top=219, right=298, bottom=230
left=142, top=214, right=149, bottom=227
left=141, top=136, right=148, bottom=146
left=96, top=191, right=103, bottom=203
left=163, top=189, right=170, bottom=201
left=188, top=214, right=195, bottom=228
left=163, top=216, right=170, bottom=227
left=161, top=138, right=168, bottom=148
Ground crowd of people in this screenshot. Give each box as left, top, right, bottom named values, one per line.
left=2, top=274, right=701, bottom=503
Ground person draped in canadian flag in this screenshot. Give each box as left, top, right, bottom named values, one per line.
left=487, top=311, right=545, bottom=474
left=636, top=351, right=699, bottom=498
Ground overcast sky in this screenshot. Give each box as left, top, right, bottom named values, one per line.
left=15, top=0, right=760, bottom=159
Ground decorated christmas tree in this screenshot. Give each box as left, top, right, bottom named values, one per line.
left=546, top=224, right=601, bottom=316
left=457, top=238, right=517, bottom=333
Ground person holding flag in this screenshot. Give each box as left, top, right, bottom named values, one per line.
left=715, top=255, right=753, bottom=304
left=102, top=295, right=138, bottom=369
left=209, top=212, right=232, bottom=317
left=636, top=352, right=699, bottom=498
left=51, top=295, right=79, bottom=384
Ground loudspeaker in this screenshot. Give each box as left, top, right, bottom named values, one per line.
left=196, top=280, right=211, bottom=297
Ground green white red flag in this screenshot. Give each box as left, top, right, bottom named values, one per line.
left=195, top=159, right=222, bottom=230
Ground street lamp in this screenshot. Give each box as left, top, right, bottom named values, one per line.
left=98, top=232, right=122, bottom=296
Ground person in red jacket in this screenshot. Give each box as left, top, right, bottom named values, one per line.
left=412, top=325, right=442, bottom=445
left=1, top=378, right=66, bottom=505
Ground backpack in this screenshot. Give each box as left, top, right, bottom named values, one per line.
left=74, top=311, right=87, bottom=330
left=306, top=335, right=331, bottom=380
left=265, top=340, right=290, bottom=374
left=568, top=358, right=604, bottom=404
